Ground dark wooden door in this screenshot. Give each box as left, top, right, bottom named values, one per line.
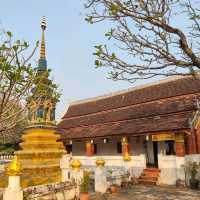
left=153, top=141, right=158, bottom=168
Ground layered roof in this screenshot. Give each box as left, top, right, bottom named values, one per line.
left=58, top=75, right=200, bottom=140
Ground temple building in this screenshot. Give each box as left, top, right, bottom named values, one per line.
left=58, top=75, right=200, bottom=185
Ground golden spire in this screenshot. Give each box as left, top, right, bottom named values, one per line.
left=38, top=16, right=47, bottom=71
left=40, top=16, right=46, bottom=59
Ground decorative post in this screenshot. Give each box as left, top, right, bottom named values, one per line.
left=175, top=133, right=185, bottom=157
left=121, top=137, right=131, bottom=161
left=70, top=159, right=83, bottom=185
left=86, top=140, right=94, bottom=156
left=95, top=158, right=107, bottom=193
left=60, top=154, right=72, bottom=182
left=3, top=156, right=23, bottom=200
left=195, top=119, right=200, bottom=154
left=186, top=130, right=197, bottom=154
left=175, top=133, right=185, bottom=183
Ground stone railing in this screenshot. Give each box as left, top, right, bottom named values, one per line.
left=73, top=156, right=124, bottom=167
left=0, top=153, right=14, bottom=161
left=23, top=181, right=79, bottom=200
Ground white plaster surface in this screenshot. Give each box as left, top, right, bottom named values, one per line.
left=71, top=169, right=83, bottom=185
left=71, top=138, right=200, bottom=186
left=176, top=157, right=185, bottom=181
left=95, top=166, right=107, bottom=193
left=158, top=155, right=177, bottom=185
left=129, top=155, right=146, bottom=178
left=3, top=176, right=23, bottom=200
left=60, top=154, right=72, bottom=182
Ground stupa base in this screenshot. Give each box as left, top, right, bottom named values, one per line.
left=0, top=126, right=67, bottom=188
left=20, top=165, right=62, bottom=188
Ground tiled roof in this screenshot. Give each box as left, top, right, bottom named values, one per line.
left=58, top=75, right=200, bottom=139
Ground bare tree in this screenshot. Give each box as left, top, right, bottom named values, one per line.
left=85, top=0, right=200, bottom=82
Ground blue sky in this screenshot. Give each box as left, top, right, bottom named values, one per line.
left=0, top=1, right=156, bottom=119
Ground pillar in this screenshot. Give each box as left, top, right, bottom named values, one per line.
left=121, top=137, right=131, bottom=161
left=70, top=159, right=83, bottom=185
left=60, top=154, right=72, bottom=182
left=196, top=128, right=200, bottom=154
left=175, top=133, right=185, bottom=157
left=4, top=156, right=23, bottom=200
left=95, top=159, right=107, bottom=193
left=4, top=176, right=23, bottom=200
left=86, top=140, right=94, bottom=157
left=186, top=130, right=197, bottom=154
left=175, top=133, right=185, bottom=183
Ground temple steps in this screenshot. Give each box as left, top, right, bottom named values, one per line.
left=138, top=168, right=160, bottom=185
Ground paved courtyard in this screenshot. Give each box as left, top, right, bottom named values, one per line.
left=90, top=185, right=200, bottom=200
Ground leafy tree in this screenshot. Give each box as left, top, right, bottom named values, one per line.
left=0, top=30, right=60, bottom=137
left=85, top=0, right=200, bottom=82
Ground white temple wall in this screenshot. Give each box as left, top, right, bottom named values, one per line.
left=157, top=141, right=176, bottom=185
left=72, top=137, right=147, bottom=177
left=158, top=155, right=177, bottom=185
left=129, top=137, right=146, bottom=177
left=71, top=137, right=192, bottom=185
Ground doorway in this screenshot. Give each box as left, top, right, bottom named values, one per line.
left=145, top=141, right=158, bottom=168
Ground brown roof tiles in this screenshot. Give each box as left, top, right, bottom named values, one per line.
left=58, top=75, right=200, bottom=140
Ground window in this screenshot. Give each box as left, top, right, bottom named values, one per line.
left=65, top=144, right=72, bottom=154
left=165, top=140, right=175, bottom=155
left=117, top=142, right=122, bottom=154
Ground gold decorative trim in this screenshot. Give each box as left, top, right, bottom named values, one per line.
left=96, top=158, right=105, bottom=167
left=123, top=152, right=131, bottom=162
left=70, top=159, right=81, bottom=170
left=152, top=133, right=175, bottom=141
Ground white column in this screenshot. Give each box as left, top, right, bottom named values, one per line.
left=95, top=165, right=107, bottom=193
left=70, top=160, right=83, bottom=186
left=60, top=154, right=72, bottom=182
left=72, top=168, right=83, bottom=185
left=3, top=176, right=23, bottom=200
left=176, top=157, right=185, bottom=181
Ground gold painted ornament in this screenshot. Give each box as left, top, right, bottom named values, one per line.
left=96, top=158, right=105, bottom=167
left=123, top=152, right=131, bottom=161
left=70, top=159, right=81, bottom=170
left=6, top=156, right=21, bottom=176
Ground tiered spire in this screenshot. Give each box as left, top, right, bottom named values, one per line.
left=38, top=16, right=47, bottom=71
left=28, top=17, right=57, bottom=126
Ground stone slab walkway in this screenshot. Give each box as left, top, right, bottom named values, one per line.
left=90, top=185, right=200, bottom=200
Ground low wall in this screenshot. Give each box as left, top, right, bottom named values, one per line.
left=73, top=155, right=146, bottom=178
left=23, top=181, right=79, bottom=200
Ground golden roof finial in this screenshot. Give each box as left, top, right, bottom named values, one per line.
left=7, top=155, right=22, bottom=176
left=40, top=16, right=46, bottom=60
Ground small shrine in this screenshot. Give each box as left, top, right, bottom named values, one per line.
left=14, top=17, right=66, bottom=187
